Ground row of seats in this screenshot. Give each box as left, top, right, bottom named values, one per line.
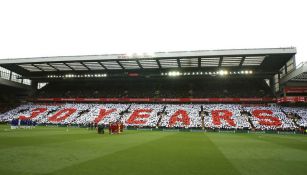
left=0, top=103, right=306, bottom=129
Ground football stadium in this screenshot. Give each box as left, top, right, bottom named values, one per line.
left=0, top=47, right=307, bottom=175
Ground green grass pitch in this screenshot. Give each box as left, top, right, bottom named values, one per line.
left=0, top=125, right=307, bottom=175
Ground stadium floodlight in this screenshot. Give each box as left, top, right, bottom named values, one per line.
left=168, top=71, right=181, bottom=77
left=249, top=70, right=253, bottom=74
left=218, top=70, right=228, bottom=76
left=245, top=70, right=249, bottom=74
left=200, top=72, right=203, bottom=75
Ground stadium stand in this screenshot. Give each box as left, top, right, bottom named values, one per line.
left=0, top=48, right=307, bottom=132
left=0, top=103, right=305, bottom=131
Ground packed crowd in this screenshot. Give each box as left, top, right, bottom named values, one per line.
left=282, top=107, right=307, bottom=127
left=243, top=106, right=297, bottom=130
left=0, top=103, right=306, bottom=130
left=203, top=104, right=251, bottom=129
left=159, top=104, right=202, bottom=128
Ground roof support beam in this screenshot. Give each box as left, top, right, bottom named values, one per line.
left=177, top=58, right=181, bottom=68
left=156, top=59, right=162, bottom=69
left=63, top=63, right=75, bottom=71
left=198, top=57, right=201, bottom=68
left=136, top=60, right=143, bottom=69
left=80, top=62, right=90, bottom=70
left=239, top=56, right=246, bottom=67
left=31, top=64, right=44, bottom=71
left=116, top=60, right=125, bottom=70
left=46, top=63, right=59, bottom=71
left=218, top=57, right=223, bottom=67
left=98, top=62, right=107, bottom=70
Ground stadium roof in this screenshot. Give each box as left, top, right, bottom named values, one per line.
left=280, top=62, right=307, bottom=83
left=0, top=47, right=296, bottom=80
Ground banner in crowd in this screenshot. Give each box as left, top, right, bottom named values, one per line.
left=284, top=87, right=307, bottom=93
left=277, top=96, right=306, bottom=103
left=35, top=97, right=279, bottom=103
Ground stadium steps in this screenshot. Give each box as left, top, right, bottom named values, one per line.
left=156, top=106, right=167, bottom=127
left=46, top=107, right=60, bottom=116
left=245, top=112, right=256, bottom=129
left=261, top=79, right=275, bottom=97
left=118, top=105, right=132, bottom=121
left=200, top=106, right=205, bottom=129
left=281, top=109, right=300, bottom=127
left=247, top=117, right=255, bottom=129
left=71, top=109, right=90, bottom=123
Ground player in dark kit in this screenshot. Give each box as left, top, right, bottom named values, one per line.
left=109, top=122, right=112, bottom=134
left=97, top=124, right=104, bottom=134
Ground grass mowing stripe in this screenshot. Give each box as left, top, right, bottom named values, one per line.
left=207, top=133, right=307, bottom=175
left=1, top=125, right=307, bottom=175
left=48, top=132, right=241, bottom=175
left=247, top=134, right=307, bottom=152
left=0, top=129, right=174, bottom=174
left=0, top=125, right=149, bottom=149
